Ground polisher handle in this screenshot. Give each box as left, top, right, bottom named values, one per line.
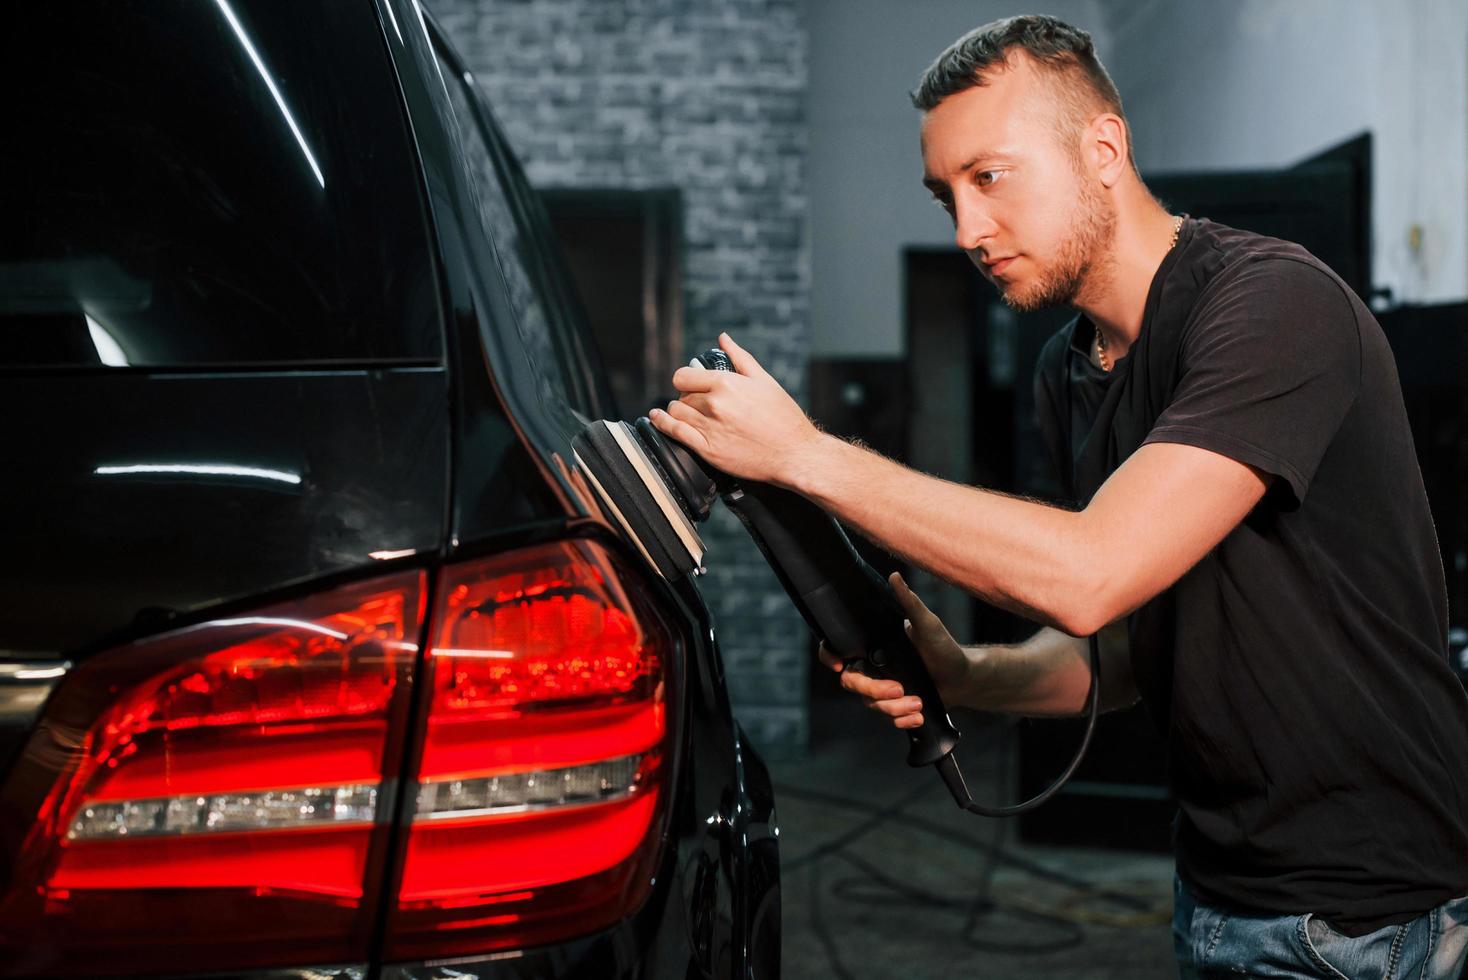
left=841, top=635, right=960, bottom=768
left=721, top=483, right=962, bottom=768
left=687, top=347, right=961, bottom=766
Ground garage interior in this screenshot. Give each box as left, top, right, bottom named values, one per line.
left=434, top=1, right=1468, bottom=976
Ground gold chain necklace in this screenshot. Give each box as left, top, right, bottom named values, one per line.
left=1096, top=214, right=1184, bottom=373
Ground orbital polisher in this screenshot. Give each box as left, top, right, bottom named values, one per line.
left=572, top=349, right=1100, bottom=816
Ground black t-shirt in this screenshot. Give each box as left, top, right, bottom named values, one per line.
left=1034, top=217, right=1468, bottom=931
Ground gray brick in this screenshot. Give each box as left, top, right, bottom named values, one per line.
left=430, top=0, right=811, bottom=754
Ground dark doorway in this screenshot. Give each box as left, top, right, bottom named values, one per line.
left=1148, top=132, right=1373, bottom=301
left=902, top=246, right=1173, bottom=852
left=1378, top=300, right=1468, bottom=629
left=902, top=248, right=1071, bottom=644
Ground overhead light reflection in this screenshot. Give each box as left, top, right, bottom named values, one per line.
left=95, top=463, right=302, bottom=486
left=185, top=617, right=349, bottom=641
left=14, top=667, right=68, bottom=681
left=413, top=0, right=447, bottom=90
left=369, top=549, right=418, bottom=561
left=213, top=0, right=326, bottom=189
left=382, top=0, right=403, bottom=42
left=85, top=315, right=129, bottom=366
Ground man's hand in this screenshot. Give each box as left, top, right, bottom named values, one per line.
left=817, top=572, right=972, bottom=730
left=649, top=333, right=823, bottom=487
left=819, top=575, right=1142, bottom=725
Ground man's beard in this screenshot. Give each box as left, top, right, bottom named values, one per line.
left=1000, top=177, right=1116, bottom=313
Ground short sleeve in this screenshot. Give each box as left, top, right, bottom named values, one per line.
left=1142, top=258, right=1361, bottom=507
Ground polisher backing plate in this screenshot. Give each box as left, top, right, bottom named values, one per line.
left=573, top=420, right=704, bottom=580
left=573, top=447, right=661, bottom=573
left=604, top=420, right=705, bottom=564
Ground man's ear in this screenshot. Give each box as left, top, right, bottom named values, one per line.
left=1088, top=113, right=1130, bottom=188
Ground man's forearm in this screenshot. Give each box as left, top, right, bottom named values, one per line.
left=658, top=341, right=1268, bottom=635
left=789, top=434, right=1104, bottom=634
left=957, top=624, right=1137, bottom=717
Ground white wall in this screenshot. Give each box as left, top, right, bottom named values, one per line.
left=1109, top=0, right=1468, bottom=309
left=806, top=0, right=1468, bottom=357
left=805, top=0, right=1111, bottom=357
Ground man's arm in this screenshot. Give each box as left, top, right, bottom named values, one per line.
left=793, top=434, right=1267, bottom=636
left=960, top=623, right=1137, bottom=717
left=838, top=574, right=1136, bottom=728
left=651, top=335, right=1271, bottom=637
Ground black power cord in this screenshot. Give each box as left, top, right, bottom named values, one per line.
left=777, top=676, right=1170, bottom=976
left=809, top=857, right=859, bottom=980
left=935, top=632, right=1102, bottom=816
left=784, top=778, right=934, bottom=872
left=781, top=774, right=1165, bottom=973
left=780, top=781, right=1157, bottom=911
left=833, top=849, right=1087, bottom=954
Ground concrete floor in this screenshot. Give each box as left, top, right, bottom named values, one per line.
left=765, top=697, right=1179, bottom=980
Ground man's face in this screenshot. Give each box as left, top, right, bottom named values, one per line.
left=920, top=55, right=1114, bottom=312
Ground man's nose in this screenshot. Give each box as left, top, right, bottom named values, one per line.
left=953, top=197, right=998, bottom=254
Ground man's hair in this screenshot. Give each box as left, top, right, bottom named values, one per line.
left=911, top=15, right=1136, bottom=170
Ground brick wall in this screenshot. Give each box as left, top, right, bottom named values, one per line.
left=430, top=0, right=812, bottom=752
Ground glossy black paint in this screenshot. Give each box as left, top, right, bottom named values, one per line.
left=2, top=1, right=440, bottom=369
left=369, top=0, right=593, bottom=545
left=1, top=0, right=779, bottom=975
left=0, top=368, right=449, bottom=657
left=379, top=4, right=780, bottom=970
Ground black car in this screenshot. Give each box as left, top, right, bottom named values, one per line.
left=0, top=2, right=779, bottom=977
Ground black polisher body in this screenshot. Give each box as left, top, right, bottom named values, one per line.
left=720, top=482, right=962, bottom=767
left=573, top=349, right=961, bottom=768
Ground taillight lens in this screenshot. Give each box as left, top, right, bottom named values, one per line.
left=384, top=539, right=674, bottom=960
left=0, top=572, right=424, bottom=977
left=0, top=539, right=678, bottom=974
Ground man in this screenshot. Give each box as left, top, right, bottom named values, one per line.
left=649, top=14, right=1468, bottom=980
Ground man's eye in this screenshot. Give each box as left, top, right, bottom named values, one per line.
left=975, top=170, right=1002, bottom=187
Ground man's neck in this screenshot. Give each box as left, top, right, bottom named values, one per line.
left=1074, top=200, right=1180, bottom=361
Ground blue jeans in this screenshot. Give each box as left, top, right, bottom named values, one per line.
left=1173, top=874, right=1468, bottom=979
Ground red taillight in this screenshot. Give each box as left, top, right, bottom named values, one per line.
left=384, top=539, right=673, bottom=960
left=0, top=539, right=677, bottom=975
left=0, top=573, right=424, bottom=977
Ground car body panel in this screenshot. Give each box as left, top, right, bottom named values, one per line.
left=0, top=368, right=450, bottom=657
left=0, top=1, right=779, bottom=976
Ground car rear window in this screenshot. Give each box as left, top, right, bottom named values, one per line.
left=1, top=1, right=440, bottom=368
